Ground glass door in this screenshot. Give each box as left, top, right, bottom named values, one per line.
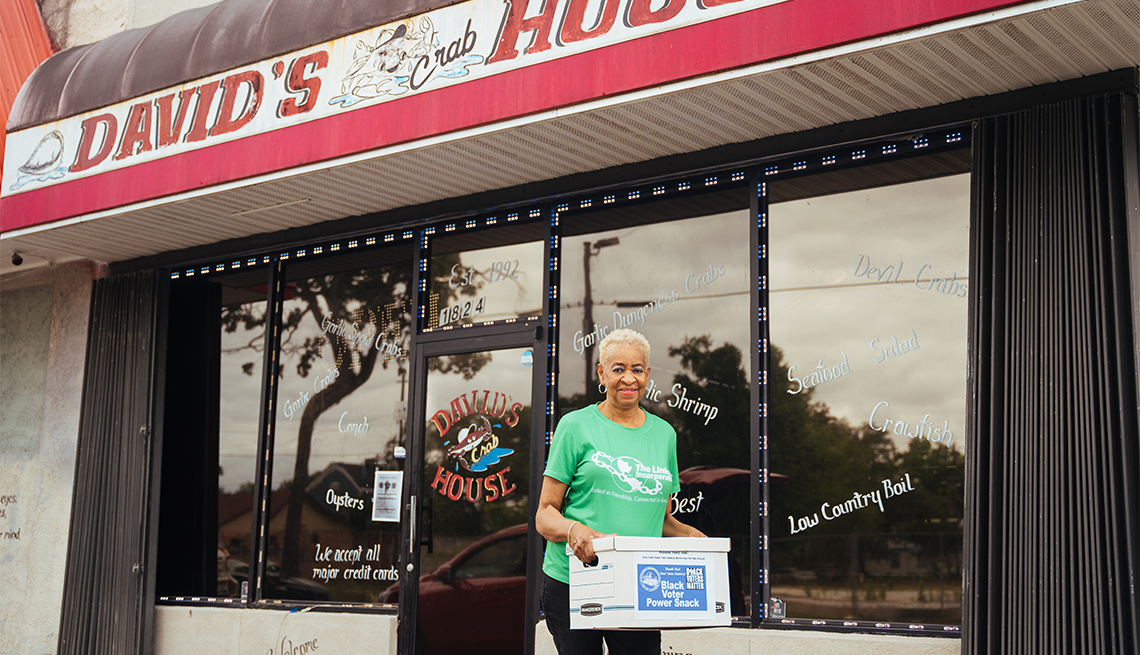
left=400, top=332, right=543, bottom=655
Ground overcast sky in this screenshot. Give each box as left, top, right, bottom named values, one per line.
left=768, top=174, right=971, bottom=451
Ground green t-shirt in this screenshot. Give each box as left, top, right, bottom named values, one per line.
left=541, top=403, right=680, bottom=583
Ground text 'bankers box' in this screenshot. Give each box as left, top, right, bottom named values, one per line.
left=569, top=536, right=732, bottom=629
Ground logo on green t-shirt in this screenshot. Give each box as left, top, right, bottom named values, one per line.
left=590, top=452, right=671, bottom=496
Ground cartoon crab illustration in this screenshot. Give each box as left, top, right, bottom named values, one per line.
left=337, top=18, right=434, bottom=102
left=447, top=415, right=495, bottom=472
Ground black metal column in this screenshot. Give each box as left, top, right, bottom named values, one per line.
left=58, top=270, right=164, bottom=655
left=964, top=91, right=1140, bottom=655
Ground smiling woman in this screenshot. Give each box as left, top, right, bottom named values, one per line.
left=537, top=327, right=705, bottom=655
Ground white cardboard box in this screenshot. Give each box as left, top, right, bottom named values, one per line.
left=568, top=536, right=732, bottom=629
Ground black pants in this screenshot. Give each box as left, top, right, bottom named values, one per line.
left=542, top=573, right=661, bottom=655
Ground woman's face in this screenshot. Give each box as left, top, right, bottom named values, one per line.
left=597, top=342, right=650, bottom=411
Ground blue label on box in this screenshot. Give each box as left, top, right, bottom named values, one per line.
left=636, top=563, right=707, bottom=612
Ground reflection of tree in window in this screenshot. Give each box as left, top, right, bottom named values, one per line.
left=558, top=334, right=752, bottom=474
left=665, top=335, right=750, bottom=469
left=223, top=263, right=414, bottom=577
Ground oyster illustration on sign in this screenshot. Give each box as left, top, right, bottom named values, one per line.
left=10, top=131, right=68, bottom=191
left=19, top=131, right=64, bottom=174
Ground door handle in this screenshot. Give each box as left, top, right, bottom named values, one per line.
left=409, top=495, right=416, bottom=554
left=409, top=495, right=435, bottom=554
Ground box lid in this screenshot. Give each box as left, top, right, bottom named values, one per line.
left=590, top=536, right=731, bottom=553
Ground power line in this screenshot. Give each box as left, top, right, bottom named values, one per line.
left=770, top=277, right=969, bottom=293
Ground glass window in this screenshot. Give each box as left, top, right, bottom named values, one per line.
left=155, top=138, right=971, bottom=635
left=268, top=248, right=413, bottom=602
left=158, top=266, right=269, bottom=598
left=558, top=187, right=754, bottom=618
left=415, top=346, right=534, bottom=654
left=425, top=223, right=545, bottom=330
left=767, top=168, right=969, bottom=625
left=158, top=244, right=415, bottom=605
left=217, top=275, right=269, bottom=598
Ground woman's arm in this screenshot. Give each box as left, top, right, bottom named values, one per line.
left=536, top=475, right=610, bottom=564
left=662, top=496, right=708, bottom=538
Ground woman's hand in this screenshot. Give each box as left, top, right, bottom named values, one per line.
left=535, top=476, right=615, bottom=565
left=662, top=498, right=708, bottom=538
left=536, top=476, right=613, bottom=564
left=567, top=521, right=610, bottom=566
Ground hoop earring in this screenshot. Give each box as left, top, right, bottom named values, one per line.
left=598, top=383, right=606, bottom=394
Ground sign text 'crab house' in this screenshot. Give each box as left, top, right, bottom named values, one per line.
left=429, top=390, right=523, bottom=503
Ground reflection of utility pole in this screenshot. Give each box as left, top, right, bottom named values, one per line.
left=394, top=367, right=407, bottom=460
left=583, top=238, right=620, bottom=397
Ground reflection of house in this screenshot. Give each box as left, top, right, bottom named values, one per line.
left=305, top=462, right=371, bottom=508
left=216, top=491, right=268, bottom=562
left=219, top=462, right=387, bottom=574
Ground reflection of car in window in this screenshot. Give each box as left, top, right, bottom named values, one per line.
left=676, top=466, right=791, bottom=617
left=379, top=524, right=528, bottom=655
left=228, top=559, right=330, bottom=601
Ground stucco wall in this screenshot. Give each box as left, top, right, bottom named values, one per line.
left=0, top=262, right=94, bottom=655
left=39, top=0, right=218, bottom=49
left=535, top=621, right=962, bottom=655
left=153, top=607, right=960, bottom=655
left=154, top=606, right=399, bottom=655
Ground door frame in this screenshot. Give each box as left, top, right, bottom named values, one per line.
left=397, top=320, right=550, bottom=654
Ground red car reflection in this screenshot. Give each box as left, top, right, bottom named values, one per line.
left=380, top=524, right=528, bottom=655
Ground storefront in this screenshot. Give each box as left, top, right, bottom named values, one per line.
left=1, top=0, right=1137, bottom=654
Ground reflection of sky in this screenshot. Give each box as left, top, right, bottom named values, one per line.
left=218, top=176, right=969, bottom=489
left=433, top=241, right=545, bottom=324
left=559, top=211, right=753, bottom=409
left=423, top=347, right=535, bottom=418
left=219, top=306, right=266, bottom=492
left=769, top=174, right=970, bottom=452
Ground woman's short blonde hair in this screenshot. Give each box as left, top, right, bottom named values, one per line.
left=597, top=328, right=651, bottom=367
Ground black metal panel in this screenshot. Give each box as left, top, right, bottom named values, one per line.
left=751, top=172, right=768, bottom=628
left=251, top=261, right=286, bottom=602
left=58, top=270, right=162, bottom=655
left=525, top=205, right=556, bottom=655
left=964, top=92, right=1140, bottom=655
left=155, top=275, right=221, bottom=597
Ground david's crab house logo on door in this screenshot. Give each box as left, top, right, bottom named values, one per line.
left=429, top=390, right=522, bottom=503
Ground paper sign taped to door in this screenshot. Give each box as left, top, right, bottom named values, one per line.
left=372, top=471, right=403, bottom=522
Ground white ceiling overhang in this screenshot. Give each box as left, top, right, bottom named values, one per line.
left=1, top=0, right=1137, bottom=274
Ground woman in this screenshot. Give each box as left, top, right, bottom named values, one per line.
left=536, top=328, right=705, bottom=655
